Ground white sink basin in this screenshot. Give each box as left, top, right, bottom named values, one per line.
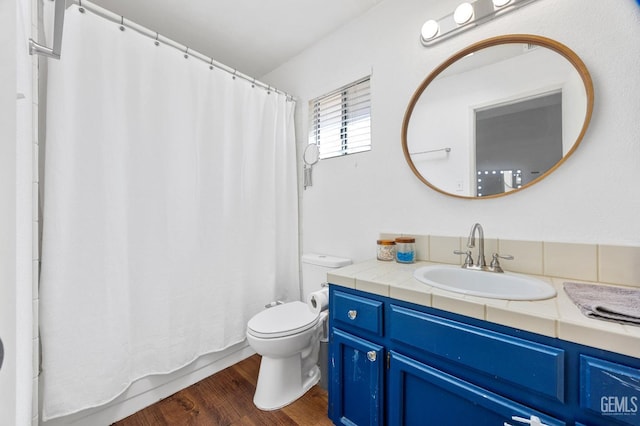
left=413, top=264, right=556, bottom=301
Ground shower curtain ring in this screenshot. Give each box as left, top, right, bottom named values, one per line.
left=209, top=58, right=214, bottom=70
left=78, top=0, right=85, bottom=13
left=119, top=16, right=125, bottom=31
left=251, top=78, right=256, bottom=88
left=184, top=47, right=189, bottom=59
left=154, top=32, right=159, bottom=46
left=232, top=69, right=237, bottom=80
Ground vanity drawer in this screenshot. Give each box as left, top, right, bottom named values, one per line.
left=389, top=304, right=565, bottom=402
left=331, top=291, right=383, bottom=336
left=580, top=355, right=640, bottom=425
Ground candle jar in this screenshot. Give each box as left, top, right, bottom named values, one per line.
left=376, top=240, right=396, bottom=261
left=395, top=237, right=416, bottom=263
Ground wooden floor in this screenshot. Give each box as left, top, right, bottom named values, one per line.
left=114, top=355, right=334, bottom=426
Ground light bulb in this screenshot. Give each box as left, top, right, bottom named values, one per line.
left=421, top=20, right=439, bottom=40
left=493, top=0, right=512, bottom=7
left=453, top=2, right=474, bottom=25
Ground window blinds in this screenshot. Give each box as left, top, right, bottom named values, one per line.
left=308, top=77, right=371, bottom=159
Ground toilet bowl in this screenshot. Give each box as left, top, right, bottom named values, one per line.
left=246, top=253, right=351, bottom=410
left=247, top=301, right=326, bottom=410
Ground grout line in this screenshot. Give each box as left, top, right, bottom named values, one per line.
left=595, top=244, right=601, bottom=283
left=541, top=241, right=546, bottom=276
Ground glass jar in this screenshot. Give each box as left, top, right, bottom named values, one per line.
left=376, top=240, right=396, bottom=261
left=395, top=237, right=416, bottom=263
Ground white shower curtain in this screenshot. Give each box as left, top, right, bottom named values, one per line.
left=40, top=5, right=299, bottom=420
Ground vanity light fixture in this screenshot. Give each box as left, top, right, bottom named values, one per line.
left=453, top=3, right=474, bottom=25
left=421, top=19, right=440, bottom=40
left=420, top=0, right=537, bottom=46
left=492, top=0, right=512, bottom=7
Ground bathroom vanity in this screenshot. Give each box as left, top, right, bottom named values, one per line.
left=327, top=260, right=640, bottom=426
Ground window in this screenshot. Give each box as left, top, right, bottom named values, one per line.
left=308, top=77, right=371, bottom=159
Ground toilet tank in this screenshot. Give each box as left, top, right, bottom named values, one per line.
left=301, top=253, right=351, bottom=300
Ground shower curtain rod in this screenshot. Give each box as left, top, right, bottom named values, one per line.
left=29, top=0, right=65, bottom=59
left=65, top=0, right=295, bottom=101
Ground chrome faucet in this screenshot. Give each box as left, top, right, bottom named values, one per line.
left=489, top=253, right=514, bottom=273
left=467, top=222, right=487, bottom=269
left=453, top=223, right=514, bottom=273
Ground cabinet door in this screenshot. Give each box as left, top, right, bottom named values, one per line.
left=388, top=351, right=565, bottom=426
left=329, top=328, right=384, bottom=426
left=389, top=304, right=565, bottom=403
left=580, top=355, right=640, bottom=426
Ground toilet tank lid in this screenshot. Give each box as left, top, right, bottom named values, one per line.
left=301, top=253, right=352, bottom=268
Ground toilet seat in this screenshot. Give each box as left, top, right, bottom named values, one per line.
left=247, top=301, right=319, bottom=339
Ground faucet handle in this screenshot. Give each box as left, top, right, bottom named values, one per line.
left=454, top=250, right=474, bottom=267
left=490, top=253, right=514, bottom=272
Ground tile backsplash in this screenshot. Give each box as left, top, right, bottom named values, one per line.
left=380, top=233, right=640, bottom=288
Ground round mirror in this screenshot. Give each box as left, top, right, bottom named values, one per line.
left=402, top=35, right=594, bottom=199
left=303, top=143, right=320, bottom=189
left=303, top=143, right=320, bottom=166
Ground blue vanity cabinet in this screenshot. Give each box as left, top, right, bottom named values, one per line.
left=387, top=351, right=564, bottom=426
left=329, top=290, right=385, bottom=425
left=388, top=304, right=566, bottom=405
left=332, top=291, right=384, bottom=336
left=329, top=328, right=384, bottom=426
left=580, top=356, right=640, bottom=425
left=328, top=285, right=640, bottom=426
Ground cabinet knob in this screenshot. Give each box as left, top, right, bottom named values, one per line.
left=347, top=310, right=357, bottom=320
left=367, top=351, right=377, bottom=362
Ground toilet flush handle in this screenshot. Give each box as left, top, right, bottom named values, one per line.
left=347, top=310, right=357, bottom=320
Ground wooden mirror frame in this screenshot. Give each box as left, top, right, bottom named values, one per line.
left=401, top=34, right=594, bottom=199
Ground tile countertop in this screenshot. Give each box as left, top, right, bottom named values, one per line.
left=327, top=259, right=640, bottom=360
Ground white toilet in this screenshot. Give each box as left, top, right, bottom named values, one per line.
left=246, top=253, right=351, bottom=410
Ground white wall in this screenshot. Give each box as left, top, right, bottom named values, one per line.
left=0, top=1, right=19, bottom=423
left=1, top=0, right=34, bottom=425
left=263, top=0, right=640, bottom=263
